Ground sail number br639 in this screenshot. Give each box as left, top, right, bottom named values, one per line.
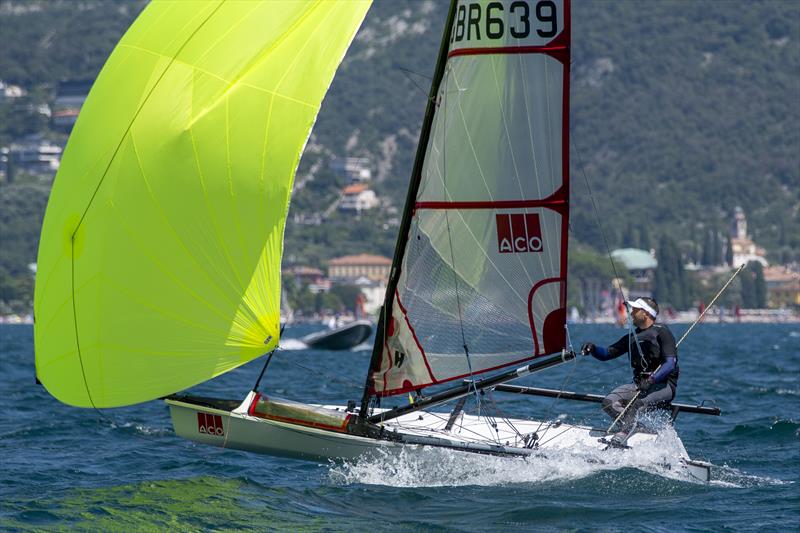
left=450, top=0, right=561, bottom=47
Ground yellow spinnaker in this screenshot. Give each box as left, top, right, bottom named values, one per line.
left=34, top=0, right=371, bottom=408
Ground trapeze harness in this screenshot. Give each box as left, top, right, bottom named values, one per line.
left=592, top=324, right=680, bottom=392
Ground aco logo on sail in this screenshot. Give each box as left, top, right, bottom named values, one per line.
left=496, top=213, right=543, bottom=254
left=197, top=413, right=225, bottom=436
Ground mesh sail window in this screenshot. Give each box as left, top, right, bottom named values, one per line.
left=373, top=0, right=570, bottom=396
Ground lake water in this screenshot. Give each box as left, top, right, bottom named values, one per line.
left=1, top=323, right=798, bottom=531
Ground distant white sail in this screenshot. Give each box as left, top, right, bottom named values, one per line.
left=372, top=0, right=570, bottom=396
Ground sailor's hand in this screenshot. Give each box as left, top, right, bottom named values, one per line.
left=580, top=342, right=595, bottom=356
left=636, top=375, right=653, bottom=392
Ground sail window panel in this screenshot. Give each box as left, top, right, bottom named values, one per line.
left=381, top=206, right=564, bottom=391
left=417, top=53, right=564, bottom=203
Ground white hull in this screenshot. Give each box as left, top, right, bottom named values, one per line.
left=166, top=394, right=711, bottom=482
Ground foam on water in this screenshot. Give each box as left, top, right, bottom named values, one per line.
left=710, top=464, right=793, bottom=488
left=328, top=426, right=704, bottom=488
left=278, top=338, right=308, bottom=350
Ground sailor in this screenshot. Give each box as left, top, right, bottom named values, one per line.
left=581, top=297, right=679, bottom=446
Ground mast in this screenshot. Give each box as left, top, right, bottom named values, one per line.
left=358, top=0, right=458, bottom=419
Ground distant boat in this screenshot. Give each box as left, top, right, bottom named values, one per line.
left=301, top=320, right=373, bottom=350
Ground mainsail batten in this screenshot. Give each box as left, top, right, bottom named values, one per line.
left=368, top=0, right=570, bottom=398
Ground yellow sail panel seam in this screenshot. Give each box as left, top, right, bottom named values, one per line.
left=128, top=131, right=244, bottom=310
left=187, top=126, right=247, bottom=294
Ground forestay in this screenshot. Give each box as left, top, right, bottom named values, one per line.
left=34, top=0, right=371, bottom=408
left=371, top=0, right=570, bottom=396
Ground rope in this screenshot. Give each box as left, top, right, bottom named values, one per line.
left=437, top=69, right=482, bottom=416
left=573, top=136, right=627, bottom=305
left=676, top=263, right=746, bottom=346
left=397, top=65, right=434, bottom=100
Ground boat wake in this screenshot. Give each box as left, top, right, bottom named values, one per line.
left=328, top=426, right=707, bottom=487
left=278, top=338, right=308, bottom=350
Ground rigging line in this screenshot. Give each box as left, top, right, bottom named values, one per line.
left=285, top=358, right=364, bottom=392
left=389, top=408, right=500, bottom=444
left=534, top=348, right=581, bottom=440
left=487, top=55, right=539, bottom=288
left=251, top=323, right=286, bottom=392
left=572, top=136, right=626, bottom=303
left=415, top=411, right=491, bottom=443
left=533, top=327, right=589, bottom=442
left=397, top=65, right=435, bottom=100
left=440, top=69, right=482, bottom=415
left=483, top=390, right=526, bottom=442
left=676, top=263, right=746, bottom=347
left=573, top=135, right=647, bottom=368
left=426, top=155, right=529, bottom=307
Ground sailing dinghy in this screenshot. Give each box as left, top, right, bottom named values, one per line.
left=34, top=0, right=718, bottom=482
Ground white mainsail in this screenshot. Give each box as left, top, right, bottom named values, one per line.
left=371, top=0, right=571, bottom=396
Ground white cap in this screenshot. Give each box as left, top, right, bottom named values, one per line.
left=627, top=298, right=658, bottom=319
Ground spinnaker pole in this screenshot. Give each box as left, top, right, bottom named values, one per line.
left=358, top=0, right=458, bottom=420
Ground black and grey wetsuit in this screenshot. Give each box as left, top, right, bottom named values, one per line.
left=591, top=324, right=680, bottom=435
left=593, top=324, right=680, bottom=388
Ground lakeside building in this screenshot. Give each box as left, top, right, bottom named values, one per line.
left=328, top=254, right=391, bottom=284
left=330, top=157, right=371, bottom=183
left=1, top=136, right=62, bottom=179
left=0, top=80, right=25, bottom=101
left=610, top=247, right=657, bottom=298
left=52, top=80, right=92, bottom=132
left=730, top=206, right=768, bottom=267
left=763, top=266, right=800, bottom=309
left=339, top=183, right=379, bottom=212
left=284, top=265, right=330, bottom=294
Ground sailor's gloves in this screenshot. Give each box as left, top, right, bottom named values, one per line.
left=580, top=342, right=596, bottom=356
left=636, top=375, right=654, bottom=392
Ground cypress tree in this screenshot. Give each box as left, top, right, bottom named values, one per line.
left=654, top=235, right=688, bottom=310
left=640, top=225, right=652, bottom=252
left=712, top=230, right=722, bottom=265
left=5, top=151, right=14, bottom=184
left=740, top=264, right=755, bottom=308
left=725, top=234, right=734, bottom=266
left=702, top=230, right=713, bottom=266
left=752, top=261, right=767, bottom=308
left=622, top=223, right=636, bottom=248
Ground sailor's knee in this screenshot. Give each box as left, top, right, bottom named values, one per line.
left=602, top=396, right=614, bottom=410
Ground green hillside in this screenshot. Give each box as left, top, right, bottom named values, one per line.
left=0, top=0, right=798, bottom=313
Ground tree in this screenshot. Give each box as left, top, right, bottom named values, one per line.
left=752, top=261, right=767, bottom=308
left=701, top=229, right=713, bottom=266
left=654, top=235, right=688, bottom=310
left=639, top=224, right=652, bottom=252
left=330, top=284, right=363, bottom=313
left=739, top=264, right=756, bottom=308
left=711, top=230, right=722, bottom=266
left=725, top=234, right=734, bottom=266
left=622, top=223, right=637, bottom=248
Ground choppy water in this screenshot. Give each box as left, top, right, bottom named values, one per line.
left=1, top=323, right=798, bottom=531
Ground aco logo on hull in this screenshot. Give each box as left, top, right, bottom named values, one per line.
left=496, top=213, right=543, bottom=253
left=197, top=412, right=225, bottom=436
